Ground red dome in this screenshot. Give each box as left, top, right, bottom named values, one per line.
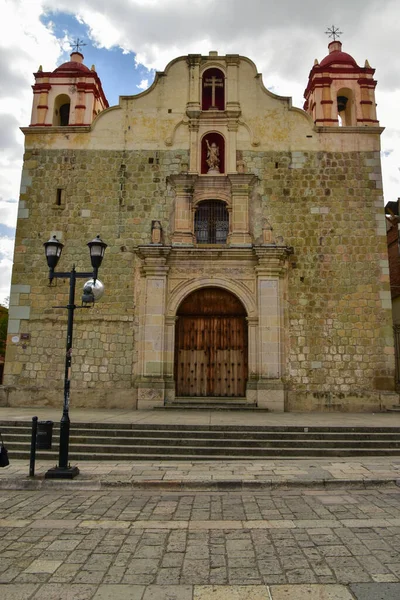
left=319, top=41, right=358, bottom=69
left=53, top=61, right=91, bottom=73
left=53, top=52, right=91, bottom=74
left=320, top=51, right=357, bottom=68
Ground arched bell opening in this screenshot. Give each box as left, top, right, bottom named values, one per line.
left=337, top=88, right=354, bottom=126
left=53, top=94, right=71, bottom=126
left=174, top=287, right=248, bottom=397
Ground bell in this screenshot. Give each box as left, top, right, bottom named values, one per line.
left=337, top=95, right=348, bottom=112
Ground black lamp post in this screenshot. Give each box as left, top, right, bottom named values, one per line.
left=43, top=234, right=107, bottom=479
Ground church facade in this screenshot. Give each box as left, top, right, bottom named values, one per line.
left=2, top=41, right=397, bottom=411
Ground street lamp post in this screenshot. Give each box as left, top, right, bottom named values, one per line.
left=43, top=234, right=107, bottom=479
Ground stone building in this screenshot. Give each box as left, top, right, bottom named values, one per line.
left=1, top=41, right=397, bottom=411
left=385, top=200, right=400, bottom=386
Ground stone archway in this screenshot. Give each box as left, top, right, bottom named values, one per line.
left=174, top=287, right=248, bottom=397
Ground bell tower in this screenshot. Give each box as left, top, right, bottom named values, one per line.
left=30, top=50, right=108, bottom=127
left=304, top=38, right=378, bottom=127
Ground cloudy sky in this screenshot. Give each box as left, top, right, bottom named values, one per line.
left=0, top=0, right=399, bottom=304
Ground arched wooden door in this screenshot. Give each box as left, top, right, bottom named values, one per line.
left=175, top=288, right=248, bottom=397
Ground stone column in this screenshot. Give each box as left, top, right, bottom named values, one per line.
left=228, top=174, right=257, bottom=246
left=321, top=81, right=333, bottom=123
left=74, top=83, right=87, bottom=125
left=188, top=119, right=200, bottom=173
left=186, top=54, right=201, bottom=116
left=254, top=246, right=292, bottom=411
left=136, top=246, right=170, bottom=409
left=359, top=78, right=378, bottom=124
left=246, top=316, right=259, bottom=404
left=164, top=315, right=178, bottom=402
left=31, top=81, right=51, bottom=125
left=168, top=174, right=197, bottom=245
left=227, top=120, right=238, bottom=173
left=226, top=55, right=241, bottom=115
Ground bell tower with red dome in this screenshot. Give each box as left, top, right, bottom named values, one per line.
left=30, top=51, right=109, bottom=127
left=304, top=39, right=378, bottom=127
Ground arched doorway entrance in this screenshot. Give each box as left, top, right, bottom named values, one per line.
left=175, top=287, right=248, bottom=397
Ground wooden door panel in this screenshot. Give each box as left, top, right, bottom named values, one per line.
left=177, top=349, right=208, bottom=396
left=175, top=312, right=247, bottom=397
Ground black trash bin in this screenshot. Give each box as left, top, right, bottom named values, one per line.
left=36, top=421, right=53, bottom=450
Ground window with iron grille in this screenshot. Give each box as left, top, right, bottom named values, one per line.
left=194, top=200, right=229, bottom=244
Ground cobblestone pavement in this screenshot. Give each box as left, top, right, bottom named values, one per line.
left=1, top=487, right=400, bottom=598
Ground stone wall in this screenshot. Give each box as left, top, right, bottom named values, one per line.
left=3, top=148, right=188, bottom=407
left=244, top=149, right=394, bottom=408
left=2, top=145, right=396, bottom=411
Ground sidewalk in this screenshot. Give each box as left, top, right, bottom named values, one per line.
left=1, top=457, right=400, bottom=491
left=1, top=406, right=400, bottom=427
left=1, top=407, right=400, bottom=490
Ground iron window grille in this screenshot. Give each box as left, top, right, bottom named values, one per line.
left=194, top=200, right=229, bottom=244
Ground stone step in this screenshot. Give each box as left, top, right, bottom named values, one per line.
left=6, top=431, right=400, bottom=442
left=168, top=397, right=251, bottom=404
left=3, top=425, right=400, bottom=440
left=156, top=403, right=259, bottom=410
left=6, top=436, right=400, bottom=448
left=3, top=421, right=400, bottom=433
left=3, top=420, right=400, bottom=460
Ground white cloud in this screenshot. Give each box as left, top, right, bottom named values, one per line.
left=0, top=235, right=15, bottom=302
left=136, top=78, right=149, bottom=90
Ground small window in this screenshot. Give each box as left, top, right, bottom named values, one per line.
left=194, top=200, right=229, bottom=244
left=55, top=188, right=65, bottom=207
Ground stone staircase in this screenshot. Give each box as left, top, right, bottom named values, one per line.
left=2, top=421, right=400, bottom=460
left=158, top=397, right=258, bottom=410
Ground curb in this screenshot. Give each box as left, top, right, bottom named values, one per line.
left=0, top=477, right=399, bottom=492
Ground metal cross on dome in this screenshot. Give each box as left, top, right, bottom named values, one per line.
left=71, top=38, right=87, bottom=53
left=325, top=25, right=343, bottom=41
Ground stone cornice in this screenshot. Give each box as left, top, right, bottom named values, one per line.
left=168, top=246, right=256, bottom=265
left=136, top=246, right=171, bottom=276
left=136, top=246, right=171, bottom=261
left=315, top=126, right=384, bottom=135
left=254, top=245, right=294, bottom=277
left=21, top=126, right=91, bottom=135
left=167, top=174, right=198, bottom=190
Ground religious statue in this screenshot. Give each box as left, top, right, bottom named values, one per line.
left=262, top=220, right=274, bottom=244
left=236, top=159, right=245, bottom=173
left=151, top=220, right=162, bottom=244
left=206, top=139, right=220, bottom=173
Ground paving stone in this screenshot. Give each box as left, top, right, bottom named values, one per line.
left=0, top=584, right=39, bottom=599
left=32, top=583, right=98, bottom=599
left=371, top=574, right=399, bottom=582
left=129, top=559, right=159, bottom=574
left=24, top=560, right=62, bottom=574
left=194, top=585, right=269, bottom=598
left=143, top=585, right=192, bottom=599
left=0, top=520, right=31, bottom=528
left=270, top=584, right=355, bottom=599
left=349, top=583, right=400, bottom=599
left=92, top=584, right=145, bottom=599
left=30, top=520, right=78, bottom=529
left=155, top=568, right=181, bottom=584
left=79, top=521, right=131, bottom=529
